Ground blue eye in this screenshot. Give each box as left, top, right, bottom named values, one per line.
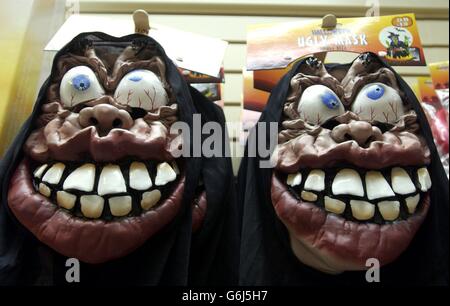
left=128, top=75, right=143, bottom=82
left=72, top=74, right=91, bottom=91
left=321, top=91, right=340, bottom=110
left=366, top=84, right=385, bottom=100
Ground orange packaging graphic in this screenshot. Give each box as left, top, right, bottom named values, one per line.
left=247, top=13, right=425, bottom=71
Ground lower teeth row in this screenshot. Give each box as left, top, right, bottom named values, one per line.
left=294, top=188, right=421, bottom=222
left=37, top=183, right=163, bottom=219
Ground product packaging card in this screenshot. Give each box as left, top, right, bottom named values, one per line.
left=247, top=13, right=425, bottom=71
left=45, top=14, right=228, bottom=82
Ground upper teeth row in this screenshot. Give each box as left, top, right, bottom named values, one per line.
left=287, top=167, right=431, bottom=198
left=33, top=161, right=179, bottom=219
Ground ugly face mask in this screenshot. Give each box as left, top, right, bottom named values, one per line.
left=271, top=54, right=432, bottom=274
left=7, top=35, right=206, bottom=264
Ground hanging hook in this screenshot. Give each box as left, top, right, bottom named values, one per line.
left=321, top=14, right=337, bottom=29
left=133, top=9, right=150, bottom=35
left=315, top=14, right=337, bottom=63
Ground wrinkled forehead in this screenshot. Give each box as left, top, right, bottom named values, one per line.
left=319, top=56, right=385, bottom=82
left=325, top=64, right=352, bottom=82
left=54, top=35, right=162, bottom=77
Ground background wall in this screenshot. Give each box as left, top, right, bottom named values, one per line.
left=1, top=0, right=448, bottom=174
left=0, top=0, right=65, bottom=155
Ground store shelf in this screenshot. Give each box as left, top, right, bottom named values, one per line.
left=78, top=0, right=449, bottom=19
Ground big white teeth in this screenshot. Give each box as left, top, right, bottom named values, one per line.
left=332, top=169, right=364, bottom=197
left=287, top=173, right=302, bottom=187
left=56, top=191, right=76, bottom=210
left=33, top=164, right=48, bottom=179
left=324, top=196, right=346, bottom=214
left=405, top=194, right=420, bottom=214
left=109, top=196, right=132, bottom=217
left=391, top=167, right=416, bottom=195
left=98, top=164, right=127, bottom=196
left=42, top=163, right=65, bottom=185
left=80, top=195, right=104, bottom=219
left=129, top=162, right=152, bottom=191
left=301, top=191, right=317, bottom=202
left=365, top=171, right=395, bottom=200
left=38, top=183, right=51, bottom=197
left=63, top=163, right=95, bottom=192
left=350, top=200, right=375, bottom=221
left=417, top=168, right=432, bottom=192
left=141, top=190, right=162, bottom=210
left=155, top=162, right=177, bottom=186
left=304, top=170, right=325, bottom=192
left=377, top=201, right=400, bottom=221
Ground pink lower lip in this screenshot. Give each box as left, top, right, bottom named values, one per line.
left=7, top=158, right=185, bottom=264
left=271, top=173, right=430, bottom=267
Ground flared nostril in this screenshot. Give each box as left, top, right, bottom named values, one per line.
left=112, top=118, right=122, bottom=128
left=89, top=117, right=99, bottom=126
left=344, top=133, right=353, bottom=141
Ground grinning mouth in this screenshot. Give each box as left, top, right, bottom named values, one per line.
left=271, top=165, right=432, bottom=273
left=7, top=158, right=206, bottom=264
left=31, top=159, right=182, bottom=219
left=280, top=166, right=431, bottom=223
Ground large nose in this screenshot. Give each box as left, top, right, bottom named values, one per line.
left=79, top=104, right=133, bottom=134
left=331, top=120, right=383, bottom=147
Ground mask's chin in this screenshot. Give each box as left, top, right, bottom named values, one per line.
left=287, top=231, right=356, bottom=274
left=271, top=165, right=431, bottom=274
left=7, top=157, right=194, bottom=264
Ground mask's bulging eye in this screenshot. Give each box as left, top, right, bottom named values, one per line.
left=114, top=70, right=169, bottom=111
left=297, top=84, right=345, bottom=125
left=60, top=66, right=105, bottom=108
left=351, top=82, right=405, bottom=124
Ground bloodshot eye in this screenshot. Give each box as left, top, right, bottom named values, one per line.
left=351, top=83, right=405, bottom=124
left=297, top=84, right=345, bottom=125
left=114, top=70, right=169, bottom=111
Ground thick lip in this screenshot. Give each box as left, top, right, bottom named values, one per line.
left=7, top=158, right=186, bottom=264
left=271, top=173, right=430, bottom=269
